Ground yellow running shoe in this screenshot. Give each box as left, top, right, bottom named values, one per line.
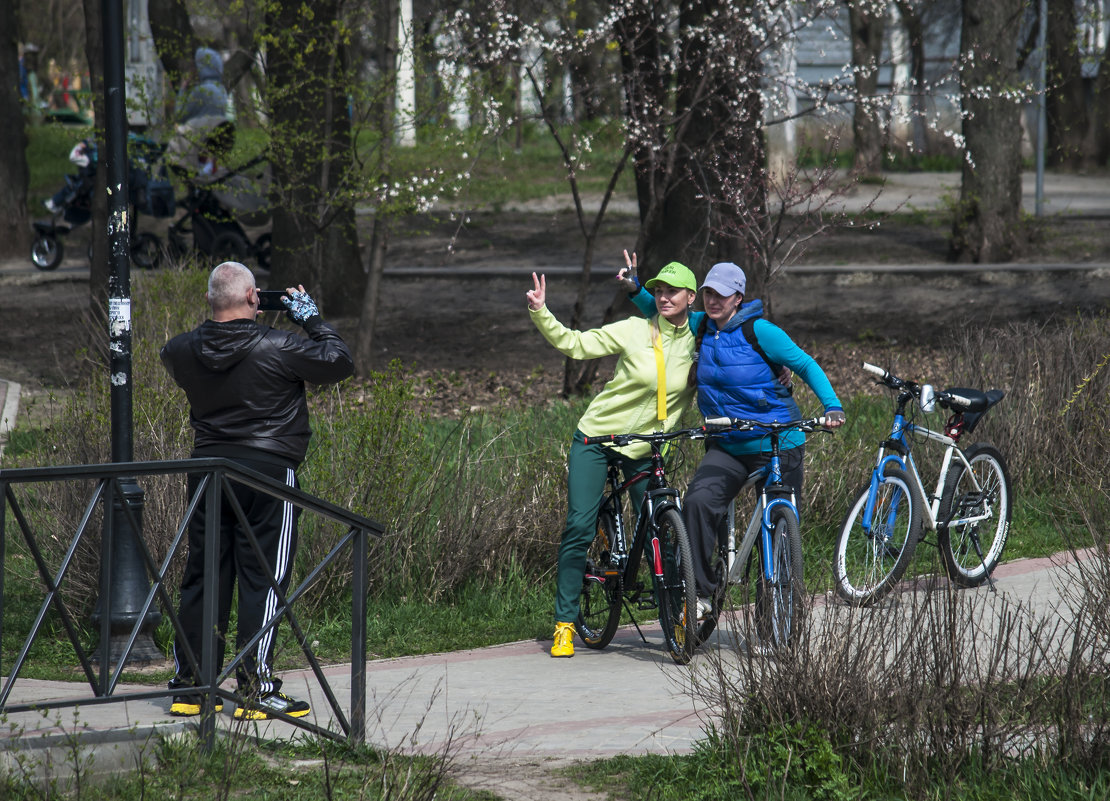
left=551, top=621, right=575, bottom=658
left=233, top=691, right=310, bottom=720
left=169, top=695, right=224, bottom=716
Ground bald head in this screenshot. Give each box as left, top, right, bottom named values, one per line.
left=207, top=262, right=257, bottom=318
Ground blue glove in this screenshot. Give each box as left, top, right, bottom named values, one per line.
left=282, top=289, right=320, bottom=324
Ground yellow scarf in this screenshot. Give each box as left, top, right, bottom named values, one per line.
left=651, top=318, right=666, bottom=421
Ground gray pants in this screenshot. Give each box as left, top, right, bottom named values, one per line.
left=683, top=444, right=805, bottom=597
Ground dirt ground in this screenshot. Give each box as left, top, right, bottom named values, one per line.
left=367, top=208, right=1110, bottom=411
left=3, top=209, right=1110, bottom=415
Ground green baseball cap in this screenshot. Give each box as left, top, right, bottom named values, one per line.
left=644, top=261, right=697, bottom=292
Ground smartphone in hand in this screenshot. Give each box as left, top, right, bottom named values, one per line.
left=258, top=290, right=286, bottom=312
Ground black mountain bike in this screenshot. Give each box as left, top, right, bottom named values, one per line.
left=576, top=425, right=707, bottom=665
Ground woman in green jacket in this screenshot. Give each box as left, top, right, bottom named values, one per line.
left=526, top=260, right=698, bottom=657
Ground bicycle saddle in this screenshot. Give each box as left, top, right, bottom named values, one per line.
left=944, top=387, right=1005, bottom=434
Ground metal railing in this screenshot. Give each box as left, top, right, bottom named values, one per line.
left=0, top=457, right=384, bottom=747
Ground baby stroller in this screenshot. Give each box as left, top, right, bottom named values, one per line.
left=167, top=155, right=272, bottom=269
left=31, top=135, right=176, bottom=271
left=165, top=119, right=272, bottom=269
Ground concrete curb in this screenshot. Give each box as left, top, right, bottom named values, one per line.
left=0, top=379, right=20, bottom=458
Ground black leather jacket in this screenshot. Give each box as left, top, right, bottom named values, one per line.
left=160, top=316, right=353, bottom=466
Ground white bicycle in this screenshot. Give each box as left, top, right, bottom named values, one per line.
left=832, top=362, right=1011, bottom=607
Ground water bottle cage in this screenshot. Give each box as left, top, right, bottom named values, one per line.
left=945, top=413, right=965, bottom=441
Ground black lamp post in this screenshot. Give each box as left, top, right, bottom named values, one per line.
left=90, top=0, right=161, bottom=666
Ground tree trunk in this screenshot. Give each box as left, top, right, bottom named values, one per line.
left=265, top=0, right=361, bottom=313
left=354, top=216, right=389, bottom=373
left=617, top=1, right=760, bottom=286
left=0, top=0, right=31, bottom=260
left=615, top=2, right=670, bottom=265
left=847, top=0, right=886, bottom=175
left=950, top=0, right=1025, bottom=263
left=147, top=0, right=197, bottom=91
left=353, top=0, right=400, bottom=374
left=1085, top=35, right=1110, bottom=166
left=568, top=0, right=607, bottom=122
left=319, top=60, right=364, bottom=312
left=1045, top=0, right=1088, bottom=169
left=895, top=0, right=928, bottom=153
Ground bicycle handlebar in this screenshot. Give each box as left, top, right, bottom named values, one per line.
left=585, top=415, right=836, bottom=449
left=703, top=416, right=831, bottom=434
left=945, top=392, right=973, bottom=409
left=583, top=425, right=711, bottom=447
left=860, top=362, right=974, bottom=410
left=861, top=361, right=888, bottom=380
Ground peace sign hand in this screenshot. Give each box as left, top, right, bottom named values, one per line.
left=616, top=249, right=639, bottom=292
left=526, top=272, right=547, bottom=311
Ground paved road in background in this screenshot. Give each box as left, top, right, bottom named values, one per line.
left=5, top=171, right=1110, bottom=277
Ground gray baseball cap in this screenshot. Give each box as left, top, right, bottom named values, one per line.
left=700, top=262, right=746, bottom=296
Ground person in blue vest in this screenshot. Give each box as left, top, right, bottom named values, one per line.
left=623, top=259, right=844, bottom=619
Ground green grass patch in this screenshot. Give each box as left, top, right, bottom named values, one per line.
left=575, top=745, right=1110, bottom=801
left=352, top=120, right=635, bottom=209
left=301, top=570, right=556, bottom=663
left=1, top=735, right=491, bottom=800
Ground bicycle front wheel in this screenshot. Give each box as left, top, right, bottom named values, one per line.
left=575, top=511, right=622, bottom=649
left=834, top=467, right=921, bottom=606
left=655, top=508, right=696, bottom=665
left=938, top=444, right=1011, bottom=587
left=755, top=506, right=805, bottom=650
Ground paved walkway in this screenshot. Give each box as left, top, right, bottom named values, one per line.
left=0, top=547, right=1096, bottom=786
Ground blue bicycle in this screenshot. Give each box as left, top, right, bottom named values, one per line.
left=696, top=416, right=832, bottom=651
left=833, top=362, right=1011, bottom=607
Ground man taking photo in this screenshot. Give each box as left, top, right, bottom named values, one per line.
left=161, top=261, right=353, bottom=720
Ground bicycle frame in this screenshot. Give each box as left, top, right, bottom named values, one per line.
left=865, top=394, right=991, bottom=535
left=598, top=450, right=684, bottom=592
left=724, top=448, right=798, bottom=586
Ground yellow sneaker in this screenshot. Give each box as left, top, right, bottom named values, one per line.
left=233, top=691, right=310, bottom=720
left=169, top=695, right=224, bottom=716
left=551, top=621, right=575, bottom=658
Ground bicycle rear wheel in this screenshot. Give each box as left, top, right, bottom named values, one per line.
left=755, top=505, right=805, bottom=650
left=575, top=511, right=622, bottom=649
left=695, top=553, right=728, bottom=645
left=655, top=507, right=696, bottom=665
left=938, top=444, right=1011, bottom=587
left=130, top=231, right=163, bottom=270
left=834, top=466, right=921, bottom=606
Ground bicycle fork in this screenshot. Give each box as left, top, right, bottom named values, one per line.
left=760, top=496, right=794, bottom=583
